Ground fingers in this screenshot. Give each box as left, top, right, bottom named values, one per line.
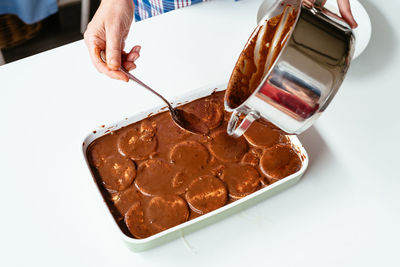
left=105, top=26, right=123, bottom=71
left=302, top=0, right=358, bottom=29
left=85, top=38, right=128, bottom=81
left=337, top=0, right=358, bottom=28
left=85, top=35, right=141, bottom=81
left=85, top=36, right=108, bottom=74
left=94, top=46, right=129, bottom=82
left=84, top=29, right=128, bottom=81
left=123, top=61, right=137, bottom=71
left=302, top=0, right=314, bottom=8
left=126, top=45, right=141, bottom=61
left=122, top=45, right=141, bottom=71
left=83, top=0, right=135, bottom=82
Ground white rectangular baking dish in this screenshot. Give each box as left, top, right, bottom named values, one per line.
left=82, top=82, right=308, bottom=252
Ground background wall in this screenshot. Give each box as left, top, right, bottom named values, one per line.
left=0, top=0, right=100, bottom=64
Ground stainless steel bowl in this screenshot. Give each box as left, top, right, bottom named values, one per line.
left=225, top=0, right=355, bottom=136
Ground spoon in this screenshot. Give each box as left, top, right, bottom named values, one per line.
left=100, top=51, right=209, bottom=135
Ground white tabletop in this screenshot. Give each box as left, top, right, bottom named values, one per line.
left=1, top=0, right=399, bottom=266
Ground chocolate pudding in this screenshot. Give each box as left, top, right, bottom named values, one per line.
left=87, top=91, right=302, bottom=239
left=225, top=6, right=297, bottom=109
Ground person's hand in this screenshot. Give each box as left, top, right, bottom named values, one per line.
left=84, top=0, right=140, bottom=82
left=303, top=0, right=358, bottom=28
left=336, top=0, right=358, bottom=28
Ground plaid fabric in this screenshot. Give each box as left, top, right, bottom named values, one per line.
left=134, top=0, right=207, bottom=21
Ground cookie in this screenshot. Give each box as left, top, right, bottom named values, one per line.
left=97, top=155, right=136, bottom=192
left=243, top=120, right=283, bottom=149
left=221, top=164, right=261, bottom=199
left=134, top=159, right=174, bottom=196
left=209, top=130, right=248, bottom=162
left=259, top=144, right=301, bottom=179
left=186, top=175, right=227, bottom=214
left=118, top=126, right=157, bottom=160
left=146, top=195, right=189, bottom=232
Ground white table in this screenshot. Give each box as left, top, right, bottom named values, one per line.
left=1, top=0, right=399, bottom=266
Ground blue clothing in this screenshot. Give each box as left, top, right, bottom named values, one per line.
left=0, top=0, right=58, bottom=24
left=134, top=0, right=207, bottom=21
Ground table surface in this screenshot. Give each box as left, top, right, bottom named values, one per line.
left=1, top=0, right=399, bottom=266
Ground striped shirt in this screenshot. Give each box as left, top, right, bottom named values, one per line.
left=133, top=0, right=208, bottom=21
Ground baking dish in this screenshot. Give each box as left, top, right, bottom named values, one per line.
left=82, top=82, right=309, bottom=252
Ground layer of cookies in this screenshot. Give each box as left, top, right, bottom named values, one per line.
left=87, top=91, right=302, bottom=239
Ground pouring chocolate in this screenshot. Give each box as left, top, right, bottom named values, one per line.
left=224, top=0, right=355, bottom=137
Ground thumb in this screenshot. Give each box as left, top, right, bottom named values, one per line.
left=105, top=27, right=123, bottom=70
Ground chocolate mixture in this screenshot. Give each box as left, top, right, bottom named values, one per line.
left=225, top=6, right=297, bottom=109
left=87, top=91, right=302, bottom=239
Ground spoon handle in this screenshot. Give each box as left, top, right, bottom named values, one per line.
left=99, top=50, right=174, bottom=111
left=119, top=67, right=174, bottom=110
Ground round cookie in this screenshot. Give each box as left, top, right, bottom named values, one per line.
left=125, top=201, right=152, bottom=239
left=153, top=112, right=191, bottom=146
left=221, top=164, right=261, bottom=199
left=171, top=172, right=192, bottom=195
left=260, top=144, right=302, bottom=180
left=134, top=159, right=175, bottom=196
left=241, top=151, right=259, bottom=166
left=89, top=137, right=118, bottom=168
left=170, top=141, right=209, bottom=170
left=112, top=186, right=140, bottom=215
left=117, top=127, right=157, bottom=160
left=209, top=130, right=248, bottom=162
left=184, top=100, right=224, bottom=130
left=97, top=155, right=136, bottom=192
left=186, top=175, right=227, bottom=214
left=243, top=120, right=283, bottom=149
left=140, top=119, right=157, bottom=136
left=146, top=195, right=189, bottom=232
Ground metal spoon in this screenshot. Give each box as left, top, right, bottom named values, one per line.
left=100, top=51, right=209, bottom=135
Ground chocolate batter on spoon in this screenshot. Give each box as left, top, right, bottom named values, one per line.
left=173, top=108, right=210, bottom=135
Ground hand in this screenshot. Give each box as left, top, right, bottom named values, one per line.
left=303, top=0, right=358, bottom=28
left=84, top=0, right=140, bottom=82
left=336, top=0, right=358, bottom=28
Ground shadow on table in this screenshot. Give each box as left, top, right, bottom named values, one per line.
left=298, top=126, right=328, bottom=173
left=349, top=0, right=397, bottom=77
